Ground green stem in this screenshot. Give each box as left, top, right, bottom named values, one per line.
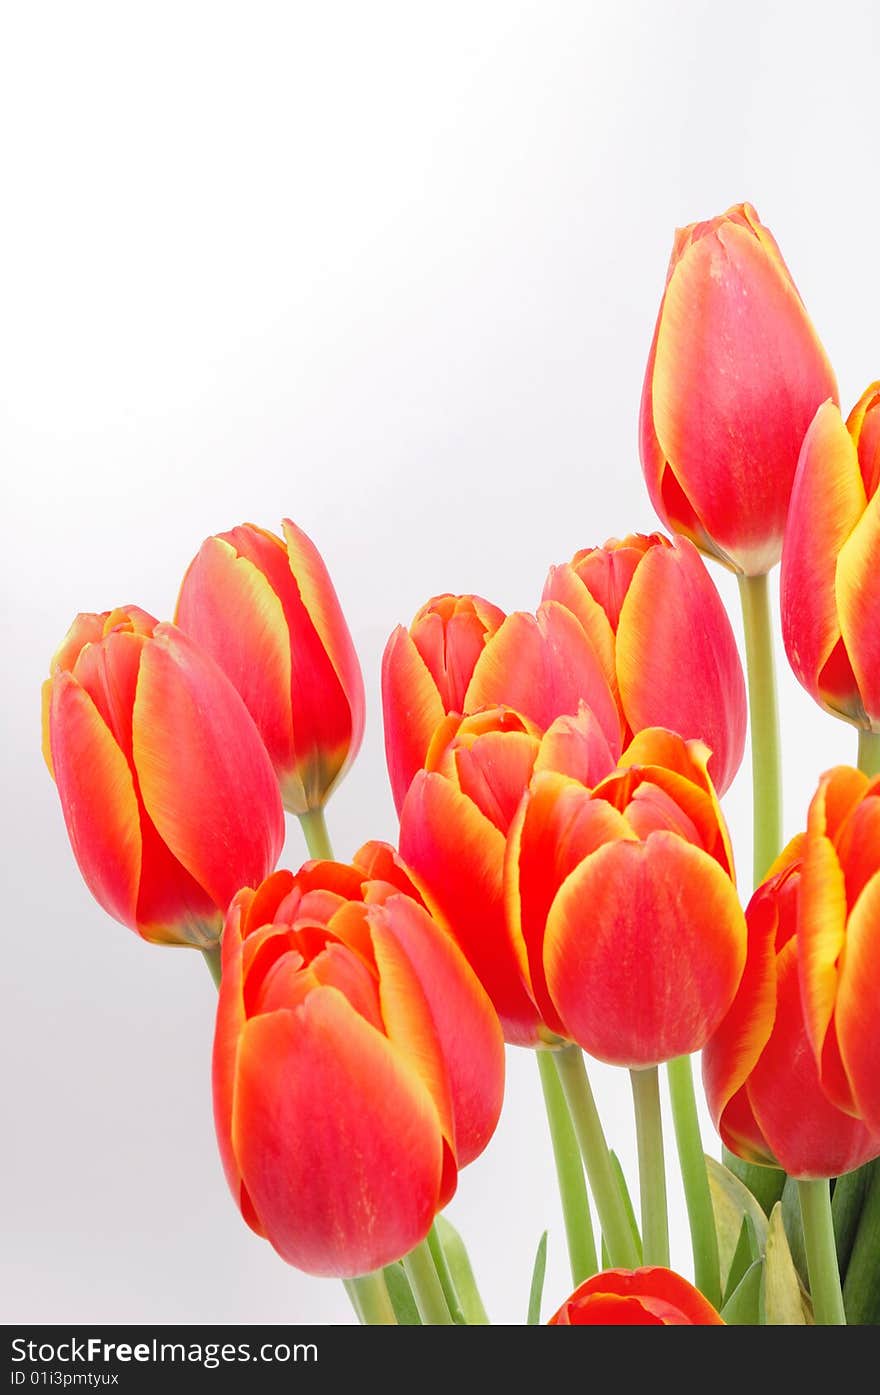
left=738, top=572, right=782, bottom=886
left=630, top=1067, right=669, bottom=1268
left=536, top=1051, right=598, bottom=1284
left=201, top=944, right=223, bottom=988
left=426, top=1223, right=467, bottom=1324
left=798, top=1179, right=846, bottom=1325
left=553, top=1046, right=640, bottom=1269
left=299, top=806, right=334, bottom=860
left=667, top=1054, right=721, bottom=1308
left=345, top=1271, right=398, bottom=1325
left=402, top=1240, right=455, bottom=1324
left=857, top=729, right=880, bottom=778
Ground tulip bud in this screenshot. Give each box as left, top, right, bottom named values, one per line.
left=548, top=1267, right=725, bottom=1325
left=781, top=386, right=880, bottom=729
left=545, top=532, right=746, bottom=793
left=640, top=202, right=838, bottom=576
left=175, top=519, right=365, bottom=815
left=43, top=607, right=285, bottom=947
left=212, top=847, right=505, bottom=1277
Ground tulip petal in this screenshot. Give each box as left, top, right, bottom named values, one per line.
left=133, top=625, right=284, bottom=910
left=49, top=673, right=142, bottom=930
left=232, top=991, right=443, bottom=1276
left=381, top=626, right=447, bottom=814
left=534, top=706, right=617, bottom=786
left=399, top=771, right=544, bottom=1046
left=836, top=487, right=880, bottom=724
left=465, top=602, right=622, bottom=755
left=542, top=563, right=618, bottom=696
left=453, top=730, right=539, bottom=832
left=550, top=1266, right=725, bottom=1325
left=847, top=381, right=880, bottom=498
left=545, top=834, right=746, bottom=1066
left=212, top=896, right=262, bottom=1232
left=616, top=538, right=746, bottom=794
left=837, top=871, right=880, bottom=1133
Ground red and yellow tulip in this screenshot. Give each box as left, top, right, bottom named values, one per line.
left=703, top=825, right=880, bottom=1177
left=175, top=519, right=365, bottom=814
left=213, top=846, right=505, bottom=1277
left=544, top=532, right=746, bottom=793
left=781, top=386, right=880, bottom=728
left=639, top=202, right=838, bottom=576
left=42, top=607, right=285, bottom=946
left=548, top=1267, right=725, bottom=1325
left=398, top=704, right=616, bottom=1046
left=506, top=729, right=747, bottom=1066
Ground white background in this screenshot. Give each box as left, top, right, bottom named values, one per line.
left=3, top=0, right=878, bottom=1326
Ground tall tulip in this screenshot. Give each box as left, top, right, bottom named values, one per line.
left=548, top=1267, right=724, bottom=1325
left=175, top=519, right=365, bottom=815
left=42, top=607, right=285, bottom=947
left=639, top=202, right=838, bottom=577
left=703, top=838, right=880, bottom=1178
left=506, top=729, right=747, bottom=1066
left=398, top=704, right=617, bottom=1045
left=544, top=532, right=746, bottom=793
left=213, top=847, right=505, bottom=1277
left=781, top=386, right=880, bottom=733
left=382, top=593, right=505, bottom=813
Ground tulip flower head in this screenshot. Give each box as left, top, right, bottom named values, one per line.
left=640, top=202, right=838, bottom=576
left=548, top=1267, right=725, bottom=1325
left=213, top=845, right=505, bottom=1277
left=781, top=385, right=880, bottom=729
left=544, top=532, right=746, bottom=793
left=506, top=729, right=747, bottom=1066
left=176, top=519, right=365, bottom=815
left=42, top=607, right=285, bottom=946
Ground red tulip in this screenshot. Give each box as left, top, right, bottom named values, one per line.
left=799, top=767, right=880, bottom=1136
left=781, top=386, right=880, bottom=728
left=548, top=1267, right=725, bottom=1325
left=399, top=704, right=617, bottom=1046
left=382, top=593, right=505, bottom=813
left=42, top=607, right=285, bottom=946
left=213, top=846, right=505, bottom=1277
left=506, top=729, right=746, bottom=1066
left=544, top=532, right=746, bottom=793
left=640, top=202, right=838, bottom=576
left=703, top=826, right=880, bottom=1177
left=175, top=519, right=365, bottom=814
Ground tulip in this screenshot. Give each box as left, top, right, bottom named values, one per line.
left=399, top=704, right=617, bottom=1046
left=213, top=846, right=505, bottom=1277
left=544, top=532, right=746, bottom=793
left=798, top=767, right=880, bottom=1136
left=781, top=386, right=880, bottom=730
left=382, top=592, right=505, bottom=813
left=703, top=829, right=880, bottom=1178
left=639, top=202, right=838, bottom=576
left=42, top=607, right=285, bottom=946
left=175, top=519, right=365, bottom=815
left=506, top=728, right=747, bottom=1066
left=548, top=1266, right=725, bottom=1325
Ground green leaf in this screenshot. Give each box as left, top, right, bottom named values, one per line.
left=433, top=1214, right=490, bottom=1325
left=723, top=1214, right=759, bottom=1306
left=764, top=1202, right=810, bottom=1325
left=780, top=1175, right=809, bottom=1287
left=722, top=1145, right=786, bottom=1215
left=706, top=1154, right=769, bottom=1290
left=527, top=1231, right=549, bottom=1325
left=842, top=1159, right=880, bottom=1325
left=720, top=1258, right=764, bottom=1325
left=608, top=1149, right=643, bottom=1263
left=382, top=1262, right=422, bottom=1325
left=832, top=1161, right=872, bottom=1283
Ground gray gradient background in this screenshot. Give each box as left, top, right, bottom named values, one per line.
left=3, top=0, right=878, bottom=1326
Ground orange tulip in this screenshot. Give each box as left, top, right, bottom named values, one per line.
left=544, top=532, right=746, bottom=793
left=382, top=593, right=505, bottom=813
left=506, top=729, right=746, bottom=1065
left=398, top=704, right=617, bottom=1046
left=175, top=519, right=365, bottom=814
left=548, top=1267, right=725, bottom=1325
left=799, top=767, right=880, bottom=1137
left=781, top=386, right=880, bottom=729
left=42, top=607, right=285, bottom=947
left=703, top=827, right=880, bottom=1177
left=640, top=202, right=838, bottom=576
left=213, top=845, right=505, bottom=1277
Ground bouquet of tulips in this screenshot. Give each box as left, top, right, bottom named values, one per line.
left=42, top=203, right=880, bottom=1328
